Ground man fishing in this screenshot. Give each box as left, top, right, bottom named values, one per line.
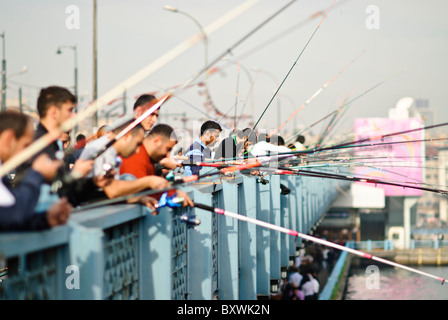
left=0, top=110, right=72, bottom=231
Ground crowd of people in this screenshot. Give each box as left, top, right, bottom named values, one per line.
left=0, top=85, right=308, bottom=232
left=277, top=243, right=338, bottom=300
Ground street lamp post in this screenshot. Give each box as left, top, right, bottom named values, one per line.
left=163, top=6, right=208, bottom=66
left=57, top=45, right=78, bottom=136
left=7, top=65, right=28, bottom=113
left=1, top=32, right=6, bottom=112
left=93, top=0, right=98, bottom=129
left=57, top=45, right=78, bottom=98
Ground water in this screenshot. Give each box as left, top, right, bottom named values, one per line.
left=344, top=265, right=448, bottom=300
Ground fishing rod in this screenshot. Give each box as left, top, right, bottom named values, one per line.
left=319, top=120, right=448, bottom=153
left=316, top=91, right=354, bottom=147
left=192, top=202, right=447, bottom=284
left=285, top=71, right=402, bottom=145
left=235, top=71, right=260, bottom=127
left=233, top=0, right=350, bottom=63
left=96, top=94, right=171, bottom=158
left=241, top=127, right=448, bottom=165
left=0, top=0, right=296, bottom=179
left=49, top=94, right=172, bottom=194
left=203, top=133, right=439, bottom=165
left=72, top=160, right=261, bottom=212
left=266, top=166, right=448, bottom=195
left=303, top=154, right=436, bottom=163
left=184, top=159, right=432, bottom=191
left=174, top=0, right=298, bottom=118
left=234, top=57, right=242, bottom=129
left=277, top=49, right=366, bottom=132
left=326, top=137, right=448, bottom=154
left=215, top=58, right=259, bottom=127
left=289, top=164, right=434, bottom=190
left=251, top=0, right=337, bottom=132
left=289, top=160, right=442, bottom=180
left=72, top=170, right=217, bottom=212
left=141, top=82, right=231, bottom=130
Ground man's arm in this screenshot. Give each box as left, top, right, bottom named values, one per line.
left=102, top=175, right=171, bottom=199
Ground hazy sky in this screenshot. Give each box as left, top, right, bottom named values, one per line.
left=1, top=0, right=447, bottom=141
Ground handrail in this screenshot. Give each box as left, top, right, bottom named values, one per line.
left=0, top=173, right=344, bottom=300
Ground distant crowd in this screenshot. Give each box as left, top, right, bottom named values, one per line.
left=276, top=243, right=338, bottom=300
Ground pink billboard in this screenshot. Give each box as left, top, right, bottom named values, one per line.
left=353, top=118, right=423, bottom=196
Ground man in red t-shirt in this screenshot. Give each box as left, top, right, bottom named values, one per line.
left=120, top=124, right=191, bottom=207
left=120, top=124, right=179, bottom=178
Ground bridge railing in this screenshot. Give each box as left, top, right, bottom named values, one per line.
left=349, top=239, right=448, bottom=252
left=0, top=173, right=344, bottom=300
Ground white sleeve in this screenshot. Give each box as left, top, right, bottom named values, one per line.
left=0, top=179, right=15, bottom=207
left=250, top=142, right=291, bottom=156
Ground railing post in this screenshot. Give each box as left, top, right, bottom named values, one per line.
left=269, top=174, right=281, bottom=290
left=295, top=176, right=303, bottom=249
left=188, top=187, right=214, bottom=300
left=256, top=175, right=271, bottom=297
left=219, top=179, right=239, bottom=300
left=68, top=222, right=104, bottom=299
left=143, top=205, right=174, bottom=299
left=280, top=176, right=292, bottom=267
left=238, top=175, right=258, bottom=300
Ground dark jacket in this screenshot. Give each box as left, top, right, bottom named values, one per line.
left=14, top=122, right=103, bottom=206
left=0, top=169, right=50, bottom=231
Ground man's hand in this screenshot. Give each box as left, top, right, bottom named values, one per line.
left=174, top=190, right=194, bottom=207
left=145, top=176, right=171, bottom=190
left=93, top=170, right=116, bottom=189
left=139, top=196, right=159, bottom=215
left=160, top=157, right=181, bottom=170
left=46, top=197, right=72, bottom=227
left=126, top=195, right=159, bottom=215
left=71, top=158, right=95, bottom=177
left=32, top=153, right=62, bottom=182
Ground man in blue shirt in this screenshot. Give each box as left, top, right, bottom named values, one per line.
left=184, top=120, right=222, bottom=176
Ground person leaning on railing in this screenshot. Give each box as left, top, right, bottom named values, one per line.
left=0, top=110, right=72, bottom=231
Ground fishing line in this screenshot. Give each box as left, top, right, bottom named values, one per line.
left=193, top=202, right=447, bottom=284
left=277, top=49, right=366, bottom=132
left=252, top=0, right=337, bottom=132
left=0, top=0, right=297, bottom=179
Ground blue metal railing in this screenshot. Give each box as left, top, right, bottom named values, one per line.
left=0, top=173, right=345, bottom=300
left=318, top=248, right=349, bottom=300
left=350, top=239, right=448, bottom=251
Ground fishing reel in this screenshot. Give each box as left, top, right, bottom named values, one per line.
left=51, top=155, right=122, bottom=196
left=155, top=192, right=201, bottom=230
left=179, top=214, right=201, bottom=230
left=256, top=172, right=269, bottom=185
